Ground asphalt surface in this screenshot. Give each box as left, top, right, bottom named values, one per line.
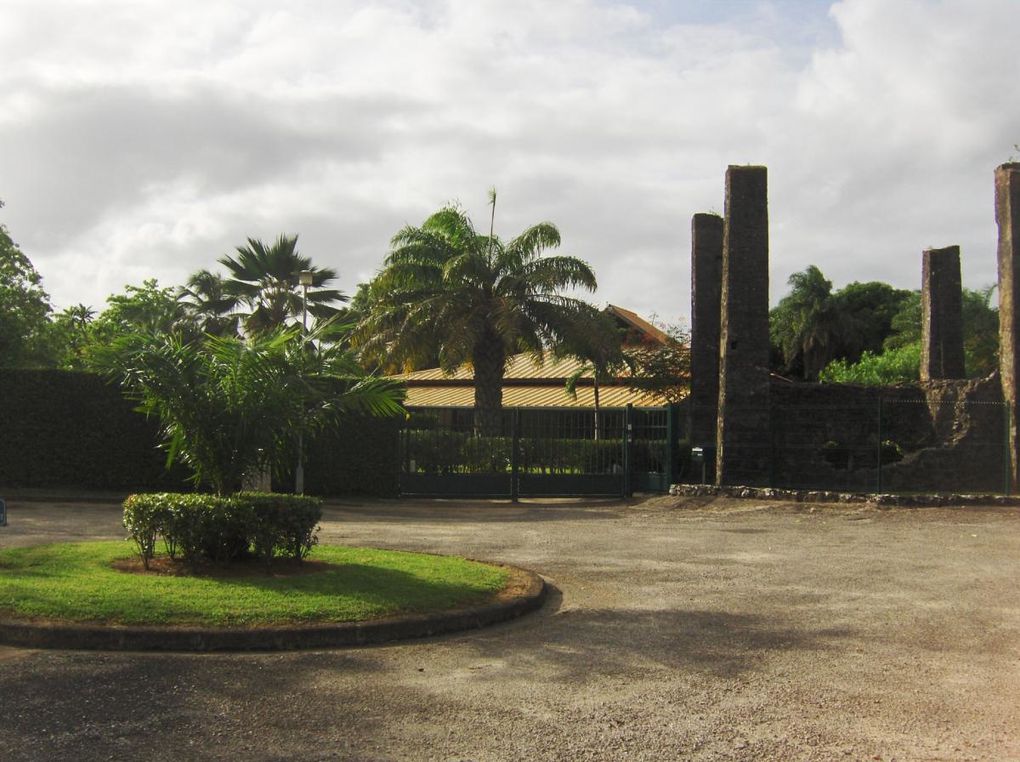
left=0, top=495, right=1018, bottom=761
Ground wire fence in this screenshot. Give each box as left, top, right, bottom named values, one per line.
left=711, top=397, right=1012, bottom=494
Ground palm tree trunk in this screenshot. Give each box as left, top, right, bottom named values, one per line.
left=473, top=334, right=505, bottom=437
left=593, top=376, right=601, bottom=441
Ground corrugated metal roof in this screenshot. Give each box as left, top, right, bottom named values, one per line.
left=404, top=384, right=670, bottom=408
left=393, top=352, right=591, bottom=383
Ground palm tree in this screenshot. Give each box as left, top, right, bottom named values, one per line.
left=100, top=323, right=405, bottom=495
left=178, top=269, right=240, bottom=337
left=356, top=195, right=597, bottom=433
left=219, top=235, right=346, bottom=335
left=554, top=306, right=629, bottom=439
left=770, top=265, right=849, bottom=380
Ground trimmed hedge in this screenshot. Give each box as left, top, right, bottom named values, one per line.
left=0, top=369, right=191, bottom=490
left=123, top=492, right=322, bottom=568
left=0, top=369, right=401, bottom=496
left=404, top=430, right=673, bottom=475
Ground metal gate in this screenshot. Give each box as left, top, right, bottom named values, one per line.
left=399, top=405, right=680, bottom=499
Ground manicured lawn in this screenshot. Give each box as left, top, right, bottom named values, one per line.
left=0, top=541, right=509, bottom=627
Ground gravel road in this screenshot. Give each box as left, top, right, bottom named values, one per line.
left=0, top=495, right=1018, bottom=761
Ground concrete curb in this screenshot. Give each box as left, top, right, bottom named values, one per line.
left=670, top=483, right=1020, bottom=507
left=0, top=566, right=547, bottom=652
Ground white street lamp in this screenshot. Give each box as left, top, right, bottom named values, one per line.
left=295, top=270, right=314, bottom=495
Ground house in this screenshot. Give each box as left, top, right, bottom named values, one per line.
left=393, top=305, right=680, bottom=409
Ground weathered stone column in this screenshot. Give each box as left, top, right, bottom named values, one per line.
left=716, top=165, right=771, bottom=486
left=689, top=212, right=724, bottom=458
left=996, top=163, right=1020, bottom=488
left=921, top=245, right=965, bottom=381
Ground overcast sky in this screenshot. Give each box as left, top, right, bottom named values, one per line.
left=1, top=0, right=1017, bottom=324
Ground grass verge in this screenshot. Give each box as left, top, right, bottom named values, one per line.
left=0, top=541, right=510, bottom=627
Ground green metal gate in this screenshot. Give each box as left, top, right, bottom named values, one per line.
left=399, top=405, right=681, bottom=499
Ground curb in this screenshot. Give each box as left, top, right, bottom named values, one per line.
left=670, top=483, right=1020, bottom=507
left=0, top=566, right=547, bottom=652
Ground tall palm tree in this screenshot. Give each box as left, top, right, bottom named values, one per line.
left=356, top=197, right=597, bottom=433
left=554, top=306, right=629, bottom=439
left=178, top=269, right=240, bottom=337
left=219, top=235, right=346, bottom=335
left=771, top=265, right=849, bottom=380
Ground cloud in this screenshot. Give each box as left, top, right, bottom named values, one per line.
left=0, top=0, right=1016, bottom=323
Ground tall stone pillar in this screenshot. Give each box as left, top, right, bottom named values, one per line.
left=996, top=163, right=1020, bottom=488
left=920, top=245, right=965, bottom=381
left=716, top=165, right=771, bottom=486
left=689, top=212, right=724, bottom=459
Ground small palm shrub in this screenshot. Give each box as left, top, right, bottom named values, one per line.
left=123, top=492, right=321, bottom=569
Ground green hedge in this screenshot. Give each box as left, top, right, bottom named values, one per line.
left=123, top=492, right=322, bottom=568
left=0, top=369, right=191, bottom=490
left=404, top=430, right=672, bottom=475
left=0, top=370, right=401, bottom=496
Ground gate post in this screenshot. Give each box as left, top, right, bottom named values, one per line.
left=623, top=404, right=633, bottom=497
left=510, top=407, right=520, bottom=503
left=665, top=403, right=676, bottom=491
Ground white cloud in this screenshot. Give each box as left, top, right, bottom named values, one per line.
left=0, top=0, right=1016, bottom=322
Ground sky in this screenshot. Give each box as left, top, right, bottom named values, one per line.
left=1, top=0, right=1017, bottom=326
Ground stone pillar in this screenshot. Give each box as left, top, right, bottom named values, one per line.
left=996, top=163, right=1020, bottom=488
left=689, top=212, right=724, bottom=458
left=716, top=165, right=771, bottom=486
left=920, top=245, right=965, bottom=381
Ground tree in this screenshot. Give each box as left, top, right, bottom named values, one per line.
left=178, top=269, right=240, bottom=337
left=356, top=194, right=597, bottom=433
left=553, top=306, right=630, bottom=439
left=0, top=204, right=55, bottom=367
left=220, top=235, right=345, bottom=335
left=625, top=322, right=691, bottom=405
left=770, top=266, right=911, bottom=380
left=770, top=266, right=847, bottom=380
left=883, top=286, right=998, bottom=377
left=98, top=323, right=405, bottom=495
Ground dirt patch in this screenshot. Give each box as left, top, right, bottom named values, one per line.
left=110, top=556, right=334, bottom=578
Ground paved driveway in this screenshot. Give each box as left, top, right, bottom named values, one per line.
left=0, top=496, right=1018, bottom=760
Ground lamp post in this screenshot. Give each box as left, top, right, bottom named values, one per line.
left=295, top=270, right=314, bottom=495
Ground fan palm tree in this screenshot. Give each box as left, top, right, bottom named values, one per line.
left=356, top=195, right=597, bottom=434
left=219, top=235, right=346, bottom=335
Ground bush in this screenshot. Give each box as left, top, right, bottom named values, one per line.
left=123, top=492, right=322, bottom=568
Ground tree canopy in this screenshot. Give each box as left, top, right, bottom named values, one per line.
left=355, top=195, right=597, bottom=432
left=0, top=204, right=55, bottom=368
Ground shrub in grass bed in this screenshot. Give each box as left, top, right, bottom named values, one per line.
left=123, top=492, right=322, bottom=568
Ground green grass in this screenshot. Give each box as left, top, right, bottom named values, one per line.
left=0, top=541, right=509, bottom=627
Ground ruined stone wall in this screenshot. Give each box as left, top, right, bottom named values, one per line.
left=768, top=377, right=1007, bottom=493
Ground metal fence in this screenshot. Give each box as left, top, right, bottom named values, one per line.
left=400, top=405, right=684, bottom=498
left=706, top=396, right=1012, bottom=495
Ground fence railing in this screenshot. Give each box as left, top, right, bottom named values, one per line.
left=706, top=397, right=1012, bottom=495
left=400, top=405, right=684, bottom=498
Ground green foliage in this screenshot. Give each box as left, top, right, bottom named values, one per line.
left=404, top=430, right=665, bottom=476
left=0, top=208, right=56, bottom=368
left=355, top=195, right=597, bottom=429
left=0, top=369, right=191, bottom=490
left=770, top=266, right=911, bottom=380
left=818, top=342, right=921, bottom=385
left=626, top=322, right=691, bottom=404
left=123, top=492, right=322, bottom=568
left=219, top=234, right=345, bottom=334
left=0, top=541, right=509, bottom=626
left=97, top=324, right=405, bottom=494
